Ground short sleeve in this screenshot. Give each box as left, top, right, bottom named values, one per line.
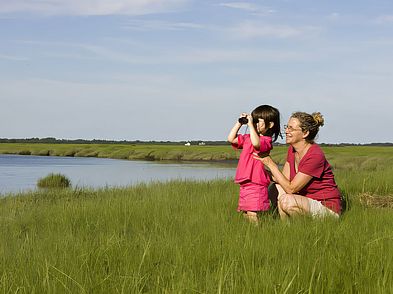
left=299, top=151, right=325, bottom=178
left=231, top=134, right=244, bottom=150
left=259, top=136, right=272, bottom=152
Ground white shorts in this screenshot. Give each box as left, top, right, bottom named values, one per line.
left=307, top=198, right=339, bottom=219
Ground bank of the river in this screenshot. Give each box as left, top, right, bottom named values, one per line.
left=0, top=143, right=392, bottom=168
left=0, top=142, right=289, bottom=162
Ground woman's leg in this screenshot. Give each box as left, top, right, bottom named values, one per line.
left=275, top=184, right=286, bottom=197
left=275, top=184, right=290, bottom=220
left=278, top=193, right=311, bottom=217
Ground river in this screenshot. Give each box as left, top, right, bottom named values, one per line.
left=0, top=154, right=236, bottom=195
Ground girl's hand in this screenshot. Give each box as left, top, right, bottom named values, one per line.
left=239, top=112, right=248, bottom=119
left=238, top=113, right=249, bottom=125
left=246, top=114, right=254, bottom=127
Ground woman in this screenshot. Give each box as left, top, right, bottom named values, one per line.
left=254, top=111, right=341, bottom=219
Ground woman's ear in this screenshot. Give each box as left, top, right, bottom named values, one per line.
left=269, top=122, right=274, bottom=129
left=302, top=130, right=309, bottom=139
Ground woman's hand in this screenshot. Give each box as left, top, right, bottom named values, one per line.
left=255, top=152, right=313, bottom=195
left=253, top=152, right=274, bottom=168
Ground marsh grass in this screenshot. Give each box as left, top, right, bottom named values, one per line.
left=1, top=174, right=393, bottom=292
left=0, top=143, right=242, bottom=161
left=1, top=145, right=393, bottom=292
left=37, top=173, right=71, bottom=189
left=359, top=193, right=393, bottom=208
left=1, top=143, right=391, bottom=166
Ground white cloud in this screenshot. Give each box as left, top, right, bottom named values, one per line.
left=219, top=2, right=259, bottom=12
left=76, top=44, right=150, bottom=63
left=174, top=48, right=305, bottom=63
left=376, top=15, right=393, bottom=24
left=122, top=19, right=204, bottom=31
left=327, top=12, right=340, bottom=21
left=11, top=39, right=307, bottom=64
left=0, top=53, right=28, bottom=61
left=224, top=21, right=319, bottom=39
left=0, top=0, right=189, bottom=16
left=77, top=46, right=307, bottom=64
left=9, top=40, right=157, bottom=64
left=219, top=2, right=275, bottom=15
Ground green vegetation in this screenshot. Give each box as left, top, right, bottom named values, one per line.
left=1, top=142, right=391, bottom=164
left=37, top=173, right=71, bottom=189
left=0, top=142, right=240, bottom=161
left=1, top=146, right=393, bottom=292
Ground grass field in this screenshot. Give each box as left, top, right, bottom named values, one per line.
left=1, top=145, right=393, bottom=292
left=0, top=142, right=391, bottom=164
left=0, top=143, right=241, bottom=161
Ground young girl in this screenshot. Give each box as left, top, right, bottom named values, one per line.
left=227, top=105, right=281, bottom=223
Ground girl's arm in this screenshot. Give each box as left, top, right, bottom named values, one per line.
left=248, top=115, right=260, bottom=149
left=227, top=121, right=242, bottom=144
left=248, top=124, right=261, bottom=150
left=255, top=156, right=312, bottom=194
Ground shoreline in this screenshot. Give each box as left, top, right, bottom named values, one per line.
left=0, top=142, right=245, bottom=162
left=0, top=151, right=240, bottom=165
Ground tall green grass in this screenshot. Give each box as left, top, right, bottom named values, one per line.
left=1, top=172, right=393, bottom=293
left=37, top=173, right=71, bottom=189
left=1, top=145, right=392, bottom=292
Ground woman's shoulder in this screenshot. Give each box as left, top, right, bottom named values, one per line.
left=309, top=144, right=324, bottom=154
left=306, top=144, right=326, bottom=160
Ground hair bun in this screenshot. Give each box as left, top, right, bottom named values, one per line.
left=312, top=112, right=324, bottom=127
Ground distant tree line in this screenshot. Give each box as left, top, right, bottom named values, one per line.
left=0, top=137, right=229, bottom=146
left=0, top=137, right=392, bottom=146
left=318, top=142, right=393, bottom=147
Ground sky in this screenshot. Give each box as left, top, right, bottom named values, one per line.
left=0, top=0, right=392, bottom=144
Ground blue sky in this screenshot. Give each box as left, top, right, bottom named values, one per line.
left=0, top=0, right=392, bottom=143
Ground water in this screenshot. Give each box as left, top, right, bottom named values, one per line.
left=0, top=154, right=236, bottom=195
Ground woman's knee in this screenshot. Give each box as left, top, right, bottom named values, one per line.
left=278, top=194, right=293, bottom=211
left=278, top=194, right=304, bottom=213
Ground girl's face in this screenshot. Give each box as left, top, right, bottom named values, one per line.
left=285, top=117, right=304, bottom=144
left=255, top=118, right=269, bottom=135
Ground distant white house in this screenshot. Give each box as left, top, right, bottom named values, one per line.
left=198, top=142, right=206, bottom=146
left=185, top=142, right=191, bottom=146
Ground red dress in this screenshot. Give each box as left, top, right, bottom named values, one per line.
left=232, top=134, right=272, bottom=211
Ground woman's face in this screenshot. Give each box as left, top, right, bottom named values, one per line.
left=285, top=117, right=304, bottom=144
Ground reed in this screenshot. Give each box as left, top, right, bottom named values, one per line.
left=0, top=143, right=242, bottom=161
left=37, top=173, right=72, bottom=189
left=1, top=171, right=392, bottom=292
left=0, top=143, right=391, bottom=166
left=1, top=145, right=392, bottom=292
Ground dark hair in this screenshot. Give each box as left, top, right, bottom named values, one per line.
left=251, top=105, right=281, bottom=142
left=291, top=111, right=324, bottom=143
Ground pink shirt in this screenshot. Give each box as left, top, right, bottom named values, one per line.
left=232, top=134, right=272, bottom=186
left=287, top=144, right=341, bottom=214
